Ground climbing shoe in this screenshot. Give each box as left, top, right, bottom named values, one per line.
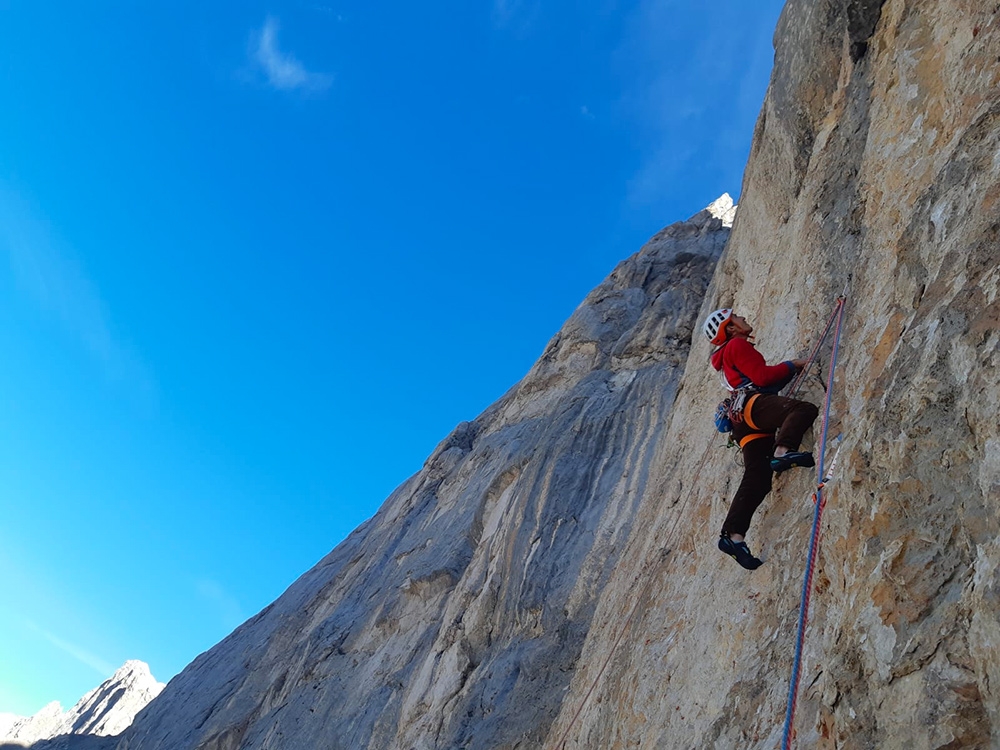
left=770, top=451, right=815, bottom=474
left=718, top=535, right=763, bottom=570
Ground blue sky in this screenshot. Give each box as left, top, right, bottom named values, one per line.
left=0, top=1, right=784, bottom=715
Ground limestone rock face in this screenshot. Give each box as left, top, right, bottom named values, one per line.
left=548, top=1, right=1000, bottom=748
left=29, top=0, right=1000, bottom=747
left=100, top=201, right=733, bottom=750
left=0, top=661, right=163, bottom=747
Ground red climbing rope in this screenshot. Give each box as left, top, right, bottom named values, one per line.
left=780, top=294, right=847, bottom=749
left=788, top=299, right=843, bottom=398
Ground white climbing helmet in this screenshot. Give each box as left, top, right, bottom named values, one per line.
left=703, top=308, right=732, bottom=345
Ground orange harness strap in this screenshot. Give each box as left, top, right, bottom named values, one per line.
left=738, top=431, right=771, bottom=449
left=743, top=393, right=762, bottom=430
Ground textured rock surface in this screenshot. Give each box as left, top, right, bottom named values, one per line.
left=0, top=662, right=163, bottom=747
left=550, top=1, right=1000, bottom=748
left=26, top=1, right=1000, bottom=747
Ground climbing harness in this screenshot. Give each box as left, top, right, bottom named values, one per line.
left=714, top=362, right=759, bottom=432
left=714, top=389, right=757, bottom=433
left=780, top=294, right=848, bottom=750
left=728, top=387, right=754, bottom=423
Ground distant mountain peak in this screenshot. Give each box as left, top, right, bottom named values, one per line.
left=0, top=660, right=164, bottom=746
left=705, top=193, right=736, bottom=226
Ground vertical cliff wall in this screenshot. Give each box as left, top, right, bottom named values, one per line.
left=550, top=1, right=1000, bottom=748
left=29, top=2, right=1000, bottom=748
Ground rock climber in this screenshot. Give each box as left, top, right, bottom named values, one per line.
left=704, top=308, right=819, bottom=570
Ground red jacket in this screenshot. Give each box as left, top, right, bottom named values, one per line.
left=710, top=336, right=795, bottom=391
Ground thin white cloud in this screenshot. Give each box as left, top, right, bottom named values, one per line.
left=252, top=16, right=332, bottom=92
left=26, top=621, right=115, bottom=679
left=0, top=185, right=156, bottom=396
left=196, top=580, right=245, bottom=631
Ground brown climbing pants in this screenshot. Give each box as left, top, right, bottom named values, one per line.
left=721, top=393, right=819, bottom=538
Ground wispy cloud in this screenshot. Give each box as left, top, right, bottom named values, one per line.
left=196, top=580, right=245, bottom=631
left=26, top=621, right=115, bottom=679
left=251, top=16, right=332, bottom=92
left=0, top=186, right=156, bottom=396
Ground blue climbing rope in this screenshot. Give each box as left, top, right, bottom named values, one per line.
left=780, top=295, right=847, bottom=749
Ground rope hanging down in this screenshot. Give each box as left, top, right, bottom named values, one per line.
left=780, top=294, right=848, bottom=749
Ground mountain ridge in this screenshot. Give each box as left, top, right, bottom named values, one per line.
left=0, top=662, right=163, bottom=748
